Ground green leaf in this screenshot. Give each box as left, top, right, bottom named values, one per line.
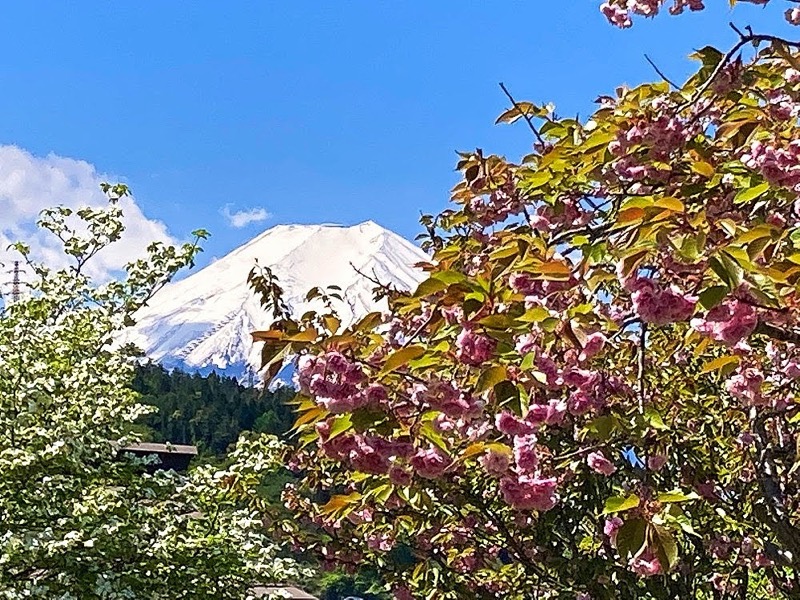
left=476, top=366, right=508, bottom=393
left=413, top=277, right=448, bottom=297
left=700, top=355, right=739, bottom=374
left=380, top=346, right=425, bottom=375
left=652, top=524, right=679, bottom=570
left=478, top=314, right=513, bottom=329
left=616, top=518, right=647, bottom=560
left=657, top=490, right=700, bottom=504
left=432, top=270, right=467, bottom=285
left=602, top=494, right=640, bottom=514
left=644, top=407, right=668, bottom=431
left=519, top=307, right=551, bottom=322
left=698, top=285, right=728, bottom=310
left=327, top=414, right=353, bottom=441
left=733, top=182, right=770, bottom=205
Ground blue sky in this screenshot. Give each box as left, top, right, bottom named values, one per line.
left=0, top=1, right=795, bottom=268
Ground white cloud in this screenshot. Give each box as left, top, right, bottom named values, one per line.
left=220, top=204, right=271, bottom=228
left=0, top=145, right=175, bottom=291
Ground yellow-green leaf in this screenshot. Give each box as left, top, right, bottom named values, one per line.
left=476, top=365, right=508, bottom=393
left=700, top=355, right=739, bottom=374
left=380, top=345, right=426, bottom=375
left=602, top=494, right=640, bottom=514
left=734, top=182, right=770, bottom=204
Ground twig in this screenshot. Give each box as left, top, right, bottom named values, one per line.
left=755, top=321, right=800, bottom=346
left=498, top=82, right=546, bottom=146
left=644, top=54, right=680, bottom=89
left=638, top=322, right=647, bottom=415
left=349, top=261, right=398, bottom=296
left=402, top=308, right=438, bottom=348
left=679, top=25, right=800, bottom=113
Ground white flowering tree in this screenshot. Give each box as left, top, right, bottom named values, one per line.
left=0, top=187, right=307, bottom=599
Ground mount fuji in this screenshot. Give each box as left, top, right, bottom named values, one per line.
left=122, top=221, right=428, bottom=383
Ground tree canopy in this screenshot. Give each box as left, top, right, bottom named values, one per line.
left=247, top=4, right=800, bottom=599
left=0, top=190, right=307, bottom=598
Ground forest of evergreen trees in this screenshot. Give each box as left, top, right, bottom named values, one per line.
left=131, top=363, right=296, bottom=455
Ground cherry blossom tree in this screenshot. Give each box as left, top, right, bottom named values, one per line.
left=251, top=4, right=800, bottom=598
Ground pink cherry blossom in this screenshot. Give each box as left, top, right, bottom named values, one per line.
left=479, top=448, right=511, bottom=476
left=604, top=517, right=623, bottom=545
left=629, top=550, right=663, bottom=576
left=389, top=466, right=413, bottom=487
left=647, top=454, right=667, bottom=471
left=691, top=299, right=757, bottom=347
left=514, top=434, right=539, bottom=473
left=628, top=277, right=697, bottom=325
left=409, top=446, right=451, bottom=479
left=526, top=399, right=567, bottom=428
left=725, top=366, right=764, bottom=405
left=587, top=451, right=617, bottom=476
left=456, top=328, right=497, bottom=366
left=496, top=410, right=536, bottom=436
left=580, top=332, right=607, bottom=361
left=499, top=474, right=558, bottom=511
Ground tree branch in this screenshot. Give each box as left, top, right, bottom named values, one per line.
left=679, top=26, right=800, bottom=113
left=498, top=82, right=546, bottom=146
left=644, top=54, right=680, bottom=89
left=755, top=321, right=800, bottom=346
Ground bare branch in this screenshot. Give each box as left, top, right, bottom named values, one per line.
left=498, top=82, right=546, bottom=146
left=644, top=54, right=680, bottom=89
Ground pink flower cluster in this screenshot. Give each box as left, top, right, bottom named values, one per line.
left=741, top=139, right=800, bottom=194
left=600, top=0, right=726, bottom=29
left=610, top=111, right=693, bottom=161
left=629, top=549, right=663, bottom=576
left=626, top=277, right=697, bottom=325
left=601, top=0, right=800, bottom=28
left=499, top=474, right=558, bottom=511
left=297, top=352, right=371, bottom=413
left=691, top=299, right=757, bottom=347
left=514, top=434, right=540, bottom=472
left=563, top=368, right=630, bottom=416
left=467, top=180, right=525, bottom=227
left=479, top=448, right=511, bottom=475
left=409, top=446, right=451, bottom=478
left=319, top=430, right=414, bottom=475
left=528, top=196, right=593, bottom=233
left=587, top=451, right=617, bottom=476
left=726, top=366, right=764, bottom=406
left=456, top=327, right=497, bottom=366
left=411, top=380, right=481, bottom=419
left=766, top=90, right=800, bottom=121
left=495, top=401, right=565, bottom=437
left=604, top=517, right=623, bottom=546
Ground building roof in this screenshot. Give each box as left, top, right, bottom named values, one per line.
left=123, top=442, right=198, bottom=455
left=250, top=586, right=319, bottom=599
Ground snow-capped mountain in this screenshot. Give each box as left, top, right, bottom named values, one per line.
left=123, top=221, right=428, bottom=382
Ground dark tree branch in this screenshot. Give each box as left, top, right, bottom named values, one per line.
left=750, top=408, right=800, bottom=567
left=755, top=321, right=800, bottom=346
left=679, top=25, right=800, bottom=113
left=498, top=82, right=546, bottom=146
left=644, top=54, right=680, bottom=89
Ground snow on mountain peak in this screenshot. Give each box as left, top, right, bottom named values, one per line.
left=123, top=221, right=428, bottom=381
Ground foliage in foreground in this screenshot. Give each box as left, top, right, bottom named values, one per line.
left=248, top=6, right=800, bottom=600
left=0, top=192, right=307, bottom=599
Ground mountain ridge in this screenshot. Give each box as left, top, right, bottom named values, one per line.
left=123, top=221, right=428, bottom=382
